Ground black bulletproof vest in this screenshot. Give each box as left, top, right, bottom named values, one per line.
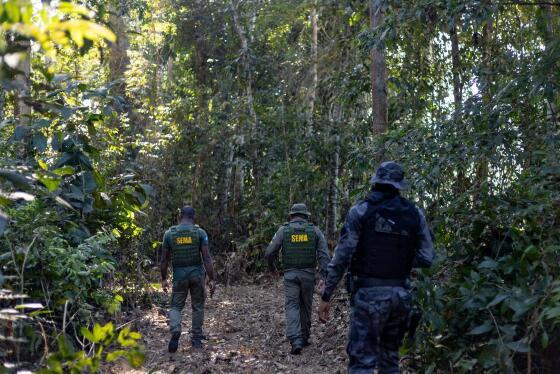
left=350, top=194, right=420, bottom=279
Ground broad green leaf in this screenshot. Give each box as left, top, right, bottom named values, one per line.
left=53, top=153, right=75, bottom=169
left=467, top=321, right=493, bottom=335
left=54, top=196, right=76, bottom=211
left=37, top=174, right=61, bottom=192
left=32, top=133, right=48, bottom=152
left=505, top=340, right=530, bottom=353
left=544, top=306, right=560, bottom=320
left=106, top=349, right=127, bottom=362
left=478, top=259, right=498, bottom=270
left=522, top=245, right=539, bottom=261
left=53, top=165, right=75, bottom=176
left=542, top=331, right=549, bottom=348
left=81, top=326, right=97, bottom=343
left=486, top=294, right=508, bottom=308
left=13, top=125, right=28, bottom=141
left=127, top=350, right=145, bottom=368
left=37, top=159, right=48, bottom=170
left=0, top=169, right=33, bottom=189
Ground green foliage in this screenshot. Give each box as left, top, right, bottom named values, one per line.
left=0, top=0, right=151, bottom=369
left=40, top=322, right=144, bottom=373
left=125, top=0, right=560, bottom=371
left=1, top=0, right=559, bottom=371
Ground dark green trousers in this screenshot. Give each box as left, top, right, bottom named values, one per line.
left=169, top=275, right=205, bottom=341
left=283, top=269, right=315, bottom=346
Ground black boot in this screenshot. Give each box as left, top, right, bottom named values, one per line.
left=191, top=339, right=203, bottom=349
left=290, top=343, right=303, bottom=355
left=168, top=332, right=181, bottom=353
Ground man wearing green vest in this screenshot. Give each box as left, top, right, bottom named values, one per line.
left=265, top=203, right=331, bottom=355
left=161, top=206, right=216, bottom=353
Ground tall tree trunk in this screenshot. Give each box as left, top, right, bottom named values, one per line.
left=327, top=134, right=340, bottom=246
left=450, top=24, right=462, bottom=111
left=221, top=144, right=235, bottom=219
left=326, top=103, right=341, bottom=245
left=231, top=1, right=258, bottom=135
left=13, top=39, right=31, bottom=126
left=540, top=4, right=558, bottom=126
left=108, top=11, right=130, bottom=96
left=308, top=6, right=318, bottom=122
left=370, top=0, right=388, bottom=136
left=231, top=1, right=259, bottom=223
left=281, top=98, right=294, bottom=204
left=0, top=88, right=5, bottom=120
left=476, top=11, right=492, bottom=189
left=232, top=135, right=245, bottom=218
left=450, top=23, right=468, bottom=193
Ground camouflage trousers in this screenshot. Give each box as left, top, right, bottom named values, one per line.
left=347, top=286, right=411, bottom=374
left=284, top=270, right=315, bottom=346
left=169, top=275, right=205, bottom=342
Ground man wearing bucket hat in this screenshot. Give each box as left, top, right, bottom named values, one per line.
left=265, top=203, right=331, bottom=355
left=318, top=161, right=435, bottom=373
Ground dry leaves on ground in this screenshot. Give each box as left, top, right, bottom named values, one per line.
left=107, top=279, right=350, bottom=373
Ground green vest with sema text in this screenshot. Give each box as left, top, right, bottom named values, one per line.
left=170, top=225, right=202, bottom=268
left=282, top=222, right=317, bottom=269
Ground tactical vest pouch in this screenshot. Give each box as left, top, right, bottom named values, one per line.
left=170, top=226, right=202, bottom=268
left=281, top=223, right=317, bottom=270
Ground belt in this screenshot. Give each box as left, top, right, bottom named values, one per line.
left=355, top=277, right=407, bottom=288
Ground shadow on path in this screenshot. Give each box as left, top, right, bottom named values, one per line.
left=108, top=280, right=349, bottom=373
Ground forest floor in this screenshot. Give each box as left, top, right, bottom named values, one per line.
left=108, top=278, right=351, bottom=373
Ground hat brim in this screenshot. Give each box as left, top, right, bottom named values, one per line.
left=369, top=176, right=408, bottom=190
left=289, top=211, right=311, bottom=216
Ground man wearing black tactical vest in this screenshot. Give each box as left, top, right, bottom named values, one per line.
left=161, top=206, right=216, bottom=353
left=318, top=162, right=435, bottom=373
left=265, top=203, right=331, bottom=355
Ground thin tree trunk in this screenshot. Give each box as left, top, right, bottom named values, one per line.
left=231, top=1, right=259, bottom=222
left=326, top=102, right=341, bottom=245
left=281, top=98, right=294, bottom=204
left=450, top=23, right=468, bottom=193
left=221, top=144, right=235, bottom=217
left=327, top=134, right=340, bottom=245
left=540, top=4, right=558, bottom=125
left=308, top=6, right=318, bottom=122
left=0, top=88, right=5, bottom=120
left=108, top=11, right=130, bottom=96
left=167, top=56, right=174, bottom=83
left=476, top=11, right=492, bottom=188
left=370, top=0, right=388, bottom=136
left=450, top=24, right=463, bottom=111
left=232, top=135, right=245, bottom=217
left=14, top=40, right=31, bottom=126
left=231, top=1, right=258, bottom=135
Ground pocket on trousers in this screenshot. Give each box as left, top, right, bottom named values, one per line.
left=395, top=289, right=412, bottom=321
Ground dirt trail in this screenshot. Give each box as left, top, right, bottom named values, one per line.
left=109, top=280, right=350, bottom=373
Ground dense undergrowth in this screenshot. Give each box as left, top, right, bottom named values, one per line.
left=1, top=0, right=560, bottom=373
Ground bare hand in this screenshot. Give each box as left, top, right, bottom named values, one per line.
left=317, top=279, right=325, bottom=295
left=208, top=280, right=216, bottom=298
left=162, top=280, right=169, bottom=293
left=318, top=300, right=331, bottom=323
